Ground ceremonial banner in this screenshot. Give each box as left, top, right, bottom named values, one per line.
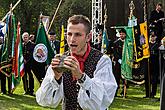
left=133, top=21, right=150, bottom=62
left=34, top=20, right=54, bottom=65
left=128, top=16, right=137, bottom=27
left=41, top=15, right=50, bottom=32
left=101, top=28, right=109, bottom=53
left=60, top=24, right=65, bottom=54
left=0, top=14, right=13, bottom=77
left=11, top=15, right=17, bottom=58
left=131, top=60, right=145, bottom=84
left=11, top=22, right=24, bottom=91
left=121, top=27, right=134, bottom=80
left=140, top=21, right=150, bottom=58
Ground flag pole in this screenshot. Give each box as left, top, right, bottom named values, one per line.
left=47, top=0, right=63, bottom=33
left=144, top=0, right=151, bottom=98
left=2, top=0, right=21, bottom=22
left=8, top=3, right=13, bottom=94
left=123, top=1, right=135, bottom=98
left=101, top=4, right=107, bottom=53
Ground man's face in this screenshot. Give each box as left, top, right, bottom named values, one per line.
left=30, top=35, right=35, bottom=41
left=151, top=36, right=156, bottom=42
left=163, top=40, right=165, bottom=46
left=156, top=5, right=162, bottom=11
left=22, top=34, right=29, bottom=43
left=49, top=35, right=55, bottom=41
left=119, top=32, right=126, bottom=40
left=66, top=23, right=90, bottom=56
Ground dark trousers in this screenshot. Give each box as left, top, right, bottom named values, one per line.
left=160, top=74, right=165, bottom=110
left=0, top=73, right=6, bottom=93
left=144, top=58, right=150, bottom=97
left=0, top=73, right=12, bottom=94
left=160, top=51, right=165, bottom=110
left=113, top=62, right=121, bottom=95
left=22, top=63, right=34, bottom=93
left=150, top=55, right=159, bottom=96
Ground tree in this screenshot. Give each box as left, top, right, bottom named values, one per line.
left=58, top=0, right=91, bottom=26
left=0, top=0, right=58, bottom=35
left=0, top=0, right=91, bottom=36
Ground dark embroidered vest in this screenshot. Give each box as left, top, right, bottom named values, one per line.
left=62, top=48, right=103, bottom=110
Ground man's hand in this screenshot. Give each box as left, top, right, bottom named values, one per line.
left=51, top=57, right=63, bottom=80
left=24, top=59, right=27, bottom=64
left=63, top=56, right=83, bottom=79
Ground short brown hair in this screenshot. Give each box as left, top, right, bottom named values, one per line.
left=67, top=15, right=91, bottom=34
left=157, top=3, right=162, bottom=7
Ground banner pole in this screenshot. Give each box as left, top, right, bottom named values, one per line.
left=2, top=0, right=21, bottom=22
left=144, top=0, right=151, bottom=98
left=47, top=0, right=63, bottom=33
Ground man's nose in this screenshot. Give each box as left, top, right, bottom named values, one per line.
left=70, top=35, right=75, bottom=42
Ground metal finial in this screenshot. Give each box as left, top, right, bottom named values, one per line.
left=40, top=12, right=43, bottom=19
left=129, top=1, right=135, bottom=10
left=104, top=4, right=108, bottom=25
left=10, top=3, right=13, bottom=15
left=129, top=1, right=135, bottom=18
left=143, top=0, right=147, bottom=21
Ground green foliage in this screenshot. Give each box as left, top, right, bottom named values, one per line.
left=58, top=0, right=91, bottom=25
left=0, top=0, right=91, bottom=36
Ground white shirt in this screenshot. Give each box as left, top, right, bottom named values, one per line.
left=36, top=55, right=117, bottom=110
left=50, top=41, right=56, bottom=54
left=159, top=45, right=165, bottom=50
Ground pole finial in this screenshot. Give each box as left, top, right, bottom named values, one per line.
left=129, top=1, right=135, bottom=18
left=104, top=4, right=108, bottom=26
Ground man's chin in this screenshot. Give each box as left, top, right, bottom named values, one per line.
left=70, top=50, right=77, bottom=54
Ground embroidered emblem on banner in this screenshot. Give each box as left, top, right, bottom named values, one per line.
left=33, top=43, right=48, bottom=62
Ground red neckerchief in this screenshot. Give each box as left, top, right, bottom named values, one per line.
left=71, top=43, right=91, bottom=80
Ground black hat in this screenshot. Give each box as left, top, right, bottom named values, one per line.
left=49, top=31, right=56, bottom=35
left=119, top=28, right=126, bottom=34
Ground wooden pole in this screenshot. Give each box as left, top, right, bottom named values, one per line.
left=101, top=4, right=107, bottom=53
left=2, top=0, right=21, bottom=22
left=47, top=0, right=63, bottom=33
left=123, top=1, right=135, bottom=98
left=144, top=0, right=151, bottom=98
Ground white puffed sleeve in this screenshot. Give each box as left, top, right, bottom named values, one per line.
left=36, top=66, right=64, bottom=108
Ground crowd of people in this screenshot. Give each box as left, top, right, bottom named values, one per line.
left=0, top=31, right=60, bottom=96
left=0, top=2, right=165, bottom=110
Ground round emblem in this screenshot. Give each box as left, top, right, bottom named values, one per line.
left=33, top=43, right=48, bottom=63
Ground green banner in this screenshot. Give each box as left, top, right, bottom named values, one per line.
left=121, top=27, right=134, bottom=80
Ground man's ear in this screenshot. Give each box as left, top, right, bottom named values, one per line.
left=86, top=32, right=92, bottom=43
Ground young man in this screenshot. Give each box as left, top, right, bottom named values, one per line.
left=112, top=28, right=126, bottom=97
left=36, top=15, right=117, bottom=110
left=149, top=32, right=159, bottom=98
left=150, top=3, right=164, bottom=44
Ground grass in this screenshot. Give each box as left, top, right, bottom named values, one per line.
left=0, top=79, right=160, bottom=110
left=110, top=84, right=160, bottom=110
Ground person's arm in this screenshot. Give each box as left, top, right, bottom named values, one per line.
left=150, top=11, right=155, bottom=23
left=36, top=66, right=63, bottom=108
left=77, top=55, right=117, bottom=110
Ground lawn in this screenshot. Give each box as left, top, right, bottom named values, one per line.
left=0, top=79, right=160, bottom=110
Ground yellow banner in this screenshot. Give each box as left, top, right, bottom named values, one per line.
left=60, top=25, right=65, bottom=54
left=140, top=21, right=150, bottom=58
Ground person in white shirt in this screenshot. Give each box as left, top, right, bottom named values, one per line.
left=36, top=15, right=117, bottom=110
left=159, top=37, right=165, bottom=50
